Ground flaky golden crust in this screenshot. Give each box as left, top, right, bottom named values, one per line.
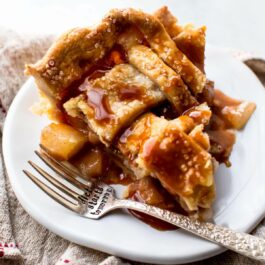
left=25, top=8, right=206, bottom=102
left=154, top=6, right=206, bottom=72
left=117, top=110, right=215, bottom=211
left=154, top=6, right=183, bottom=37
left=126, top=44, right=198, bottom=112
left=117, top=27, right=197, bottom=113
left=25, top=26, right=115, bottom=101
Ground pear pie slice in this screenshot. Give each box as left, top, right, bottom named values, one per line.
left=26, top=7, right=256, bottom=228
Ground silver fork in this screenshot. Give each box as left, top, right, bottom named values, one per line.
left=23, top=148, right=265, bottom=261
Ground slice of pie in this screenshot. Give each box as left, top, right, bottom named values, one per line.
left=25, top=7, right=256, bottom=228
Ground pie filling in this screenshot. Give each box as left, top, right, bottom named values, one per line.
left=26, top=6, right=256, bottom=230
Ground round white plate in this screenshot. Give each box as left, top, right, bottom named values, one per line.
left=3, top=46, right=265, bottom=264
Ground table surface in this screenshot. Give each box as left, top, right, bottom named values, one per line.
left=0, top=0, right=264, bottom=57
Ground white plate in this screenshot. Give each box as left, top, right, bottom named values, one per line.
left=3, top=46, right=265, bottom=264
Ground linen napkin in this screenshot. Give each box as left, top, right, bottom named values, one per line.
left=0, top=28, right=264, bottom=265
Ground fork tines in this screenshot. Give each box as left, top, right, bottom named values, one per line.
left=23, top=148, right=93, bottom=212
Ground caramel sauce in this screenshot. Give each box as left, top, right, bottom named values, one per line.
left=118, top=85, right=144, bottom=101
left=209, top=89, right=241, bottom=129
left=129, top=193, right=177, bottom=231
left=87, top=88, right=114, bottom=123
left=208, top=113, right=227, bottom=130
left=205, top=89, right=240, bottom=164
left=126, top=178, right=186, bottom=231
left=59, top=44, right=128, bottom=106
left=102, top=166, right=133, bottom=186
left=197, top=79, right=215, bottom=106
left=207, top=130, right=236, bottom=166
left=210, top=91, right=241, bottom=129
left=183, top=106, right=208, bottom=125
left=142, top=127, right=212, bottom=195
left=213, top=89, right=241, bottom=107
left=61, top=44, right=128, bottom=125
left=118, top=114, right=152, bottom=162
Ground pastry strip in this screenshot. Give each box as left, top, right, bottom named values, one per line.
left=118, top=28, right=197, bottom=113
left=64, top=64, right=164, bottom=145
left=117, top=112, right=214, bottom=212
left=26, top=8, right=206, bottom=102
left=154, top=6, right=206, bottom=72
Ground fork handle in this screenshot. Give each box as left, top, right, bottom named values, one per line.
left=113, top=199, right=265, bottom=261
